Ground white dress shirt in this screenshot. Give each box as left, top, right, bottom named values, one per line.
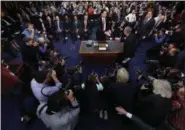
left=125, top=13, right=136, bottom=23
left=31, top=79, right=62, bottom=103
left=102, top=17, right=106, bottom=31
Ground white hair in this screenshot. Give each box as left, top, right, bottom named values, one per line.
left=116, top=68, right=129, bottom=83
left=124, top=26, right=132, bottom=34
left=152, top=79, right=172, bottom=99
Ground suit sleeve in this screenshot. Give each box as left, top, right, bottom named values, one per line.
left=130, top=115, right=155, bottom=130
left=42, top=83, right=62, bottom=96
left=146, top=19, right=155, bottom=37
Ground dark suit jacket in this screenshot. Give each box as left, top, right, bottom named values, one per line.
left=121, top=33, right=137, bottom=58
left=139, top=18, right=155, bottom=37
left=72, top=20, right=81, bottom=31
left=44, top=20, right=54, bottom=34
left=130, top=115, right=155, bottom=130
left=109, top=82, right=136, bottom=113
left=21, top=44, right=39, bottom=64
left=136, top=94, right=172, bottom=127
left=63, top=20, right=71, bottom=30
left=54, top=20, right=63, bottom=31
left=97, top=16, right=111, bottom=32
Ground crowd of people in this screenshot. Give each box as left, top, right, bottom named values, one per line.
left=1, top=1, right=185, bottom=130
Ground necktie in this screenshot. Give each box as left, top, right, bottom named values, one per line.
left=102, top=18, right=106, bottom=31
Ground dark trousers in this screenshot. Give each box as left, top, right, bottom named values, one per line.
left=83, top=30, right=89, bottom=40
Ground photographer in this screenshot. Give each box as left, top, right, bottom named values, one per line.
left=31, top=70, right=62, bottom=103
left=37, top=89, right=80, bottom=130
left=22, top=23, right=40, bottom=42
left=154, top=29, right=168, bottom=45
left=147, top=29, right=168, bottom=59
left=159, top=43, right=179, bottom=67
left=81, top=72, right=108, bottom=120
left=168, top=24, right=185, bottom=49
left=135, top=79, right=172, bottom=128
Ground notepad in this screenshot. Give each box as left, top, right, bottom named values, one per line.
left=99, top=47, right=107, bottom=50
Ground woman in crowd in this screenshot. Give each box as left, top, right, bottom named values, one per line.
left=168, top=86, right=185, bottom=130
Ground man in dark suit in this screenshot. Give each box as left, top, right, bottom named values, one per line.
left=175, top=49, right=185, bottom=73
left=82, top=15, right=90, bottom=40
left=63, top=15, right=71, bottom=43
left=44, top=16, right=54, bottom=36
left=138, top=11, right=155, bottom=40
left=71, top=15, right=81, bottom=43
left=116, top=106, right=155, bottom=130
left=96, top=9, right=111, bottom=41
left=54, top=16, right=63, bottom=41
left=116, top=26, right=137, bottom=64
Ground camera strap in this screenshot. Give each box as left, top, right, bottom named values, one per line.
left=41, top=86, right=50, bottom=97
left=38, top=104, right=48, bottom=115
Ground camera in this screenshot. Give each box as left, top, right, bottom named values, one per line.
left=134, top=67, right=154, bottom=85
left=46, top=89, right=73, bottom=115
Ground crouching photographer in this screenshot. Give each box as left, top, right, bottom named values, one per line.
left=135, top=77, right=172, bottom=129
left=37, top=89, right=80, bottom=130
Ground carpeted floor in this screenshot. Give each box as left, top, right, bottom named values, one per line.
left=1, top=32, right=157, bottom=130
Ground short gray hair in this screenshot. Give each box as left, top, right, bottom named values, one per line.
left=116, top=68, right=129, bottom=83
left=124, top=26, right=132, bottom=34
left=153, top=79, right=172, bottom=99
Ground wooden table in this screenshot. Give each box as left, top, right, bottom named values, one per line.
left=79, top=40, right=124, bottom=64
